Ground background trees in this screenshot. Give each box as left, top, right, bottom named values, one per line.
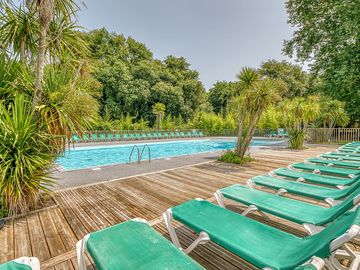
left=84, top=29, right=206, bottom=126
left=284, top=0, right=360, bottom=124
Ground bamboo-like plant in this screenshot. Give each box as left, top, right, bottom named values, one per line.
left=281, top=96, right=320, bottom=149
left=0, top=95, right=54, bottom=215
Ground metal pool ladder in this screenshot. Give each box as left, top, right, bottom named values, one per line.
left=128, top=144, right=151, bottom=164
left=140, top=144, right=151, bottom=163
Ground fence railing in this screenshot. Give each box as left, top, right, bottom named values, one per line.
left=307, top=128, right=360, bottom=143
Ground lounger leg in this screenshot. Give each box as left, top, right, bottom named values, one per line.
left=163, top=209, right=210, bottom=254
left=76, top=235, right=90, bottom=270
left=214, top=191, right=225, bottom=208
left=163, top=210, right=182, bottom=249
left=242, top=205, right=268, bottom=219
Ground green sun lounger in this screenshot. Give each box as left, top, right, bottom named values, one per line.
left=290, top=162, right=360, bottom=178
left=147, top=133, right=153, bottom=139
left=163, top=132, right=169, bottom=138
left=107, top=134, right=114, bottom=141
left=129, top=133, right=135, bottom=140
left=215, top=184, right=360, bottom=233
left=199, top=131, right=204, bottom=137
left=99, top=133, right=106, bottom=141
left=186, top=131, right=192, bottom=137
left=72, top=134, right=81, bottom=143
left=141, top=133, right=147, bottom=139
left=175, top=132, right=181, bottom=137
left=180, top=132, right=185, bottom=137
left=115, top=133, right=121, bottom=140
left=321, top=153, right=360, bottom=162
left=157, top=132, right=163, bottom=139
left=332, top=151, right=360, bottom=158
left=339, top=148, right=360, bottom=153
left=76, top=219, right=204, bottom=270
left=271, top=168, right=358, bottom=187
left=135, top=133, right=141, bottom=140
left=170, top=132, right=175, bottom=138
left=249, top=175, right=360, bottom=203
left=123, top=134, right=129, bottom=140
left=82, top=133, right=90, bottom=142
left=164, top=199, right=360, bottom=270
left=0, top=258, right=40, bottom=270
left=307, top=158, right=360, bottom=169
left=90, top=133, right=98, bottom=141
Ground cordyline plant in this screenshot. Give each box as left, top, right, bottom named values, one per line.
left=231, top=67, right=286, bottom=159
left=0, top=95, right=55, bottom=215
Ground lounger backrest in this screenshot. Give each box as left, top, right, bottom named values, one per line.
left=328, top=192, right=360, bottom=221
left=306, top=207, right=360, bottom=257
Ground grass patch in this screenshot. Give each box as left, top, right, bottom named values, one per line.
left=218, top=150, right=254, bottom=165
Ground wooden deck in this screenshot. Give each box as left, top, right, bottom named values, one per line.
left=0, top=145, right=338, bottom=269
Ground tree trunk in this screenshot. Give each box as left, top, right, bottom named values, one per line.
left=235, top=110, right=246, bottom=155
left=32, top=23, right=47, bottom=109
left=238, top=107, right=264, bottom=158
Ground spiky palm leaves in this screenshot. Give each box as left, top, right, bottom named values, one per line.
left=0, top=95, right=54, bottom=215
left=232, top=68, right=286, bottom=158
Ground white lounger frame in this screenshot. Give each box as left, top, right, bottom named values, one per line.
left=11, top=257, right=40, bottom=270
left=164, top=199, right=360, bottom=270
left=76, top=218, right=148, bottom=270
left=288, top=164, right=356, bottom=179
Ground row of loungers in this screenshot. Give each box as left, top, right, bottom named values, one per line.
left=71, top=131, right=204, bottom=143
left=3, top=142, right=360, bottom=270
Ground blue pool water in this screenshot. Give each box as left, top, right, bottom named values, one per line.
left=57, top=139, right=284, bottom=171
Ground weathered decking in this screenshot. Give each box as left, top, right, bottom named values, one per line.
left=0, top=145, right=338, bottom=269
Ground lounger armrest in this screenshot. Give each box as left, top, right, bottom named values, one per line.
left=14, top=257, right=40, bottom=270
left=330, top=225, right=360, bottom=251
left=308, top=256, right=325, bottom=270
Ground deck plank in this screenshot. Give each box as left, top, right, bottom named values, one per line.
left=0, top=145, right=342, bottom=269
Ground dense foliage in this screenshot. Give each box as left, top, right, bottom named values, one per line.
left=84, top=29, right=206, bottom=125
left=284, top=0, right=360, bottom=124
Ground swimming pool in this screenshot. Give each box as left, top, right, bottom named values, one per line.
left=56, top=139, right=284, bottom=171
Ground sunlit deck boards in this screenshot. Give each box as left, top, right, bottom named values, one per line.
left=0, top=145, right=338, bottom=269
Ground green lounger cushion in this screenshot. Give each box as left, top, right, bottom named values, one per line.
left=307, top=158, right=360, bottom=169
left=331, top=152, right=360, bottom=158
left=291, top=162, right=360, bottom=177
left=219, top=184, right=360, bottom=225
left=0, top=262, right=32, bottom=270
left=87, top=220, right=203, bottom=270
left=273, top=168, right=357, bottom=186
left=171, top=199, right=360, bottom=270
left=321, top=153, right=360, bottom=162
left=252, top=175, right=360, bottom=200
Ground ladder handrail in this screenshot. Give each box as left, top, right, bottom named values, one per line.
left=129, top=145, right=140, bottom=164
left=140, top=144, right=151, bottom=163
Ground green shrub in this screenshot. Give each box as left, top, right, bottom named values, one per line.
left=218, top=150, right=254, bottom=165
left=0, top=95, right=55, bottom=216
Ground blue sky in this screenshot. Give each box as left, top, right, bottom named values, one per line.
left=78, top=0, right=294, bottom=89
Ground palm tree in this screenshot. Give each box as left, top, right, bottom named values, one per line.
left=0, top=4, right=38, bottom=63
left=152, top=102, right=166, bottom=130
left=231, top=68, right=285, bottom=158
left=30, top=0, right=80, bottom=108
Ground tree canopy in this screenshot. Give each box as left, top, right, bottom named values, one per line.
left=284, top=0, right=360, bottom=124
left=84, top=28, right=206, bottom=126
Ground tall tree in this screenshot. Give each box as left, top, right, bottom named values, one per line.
left=259, top=60, right=308, bottom=97
left=284, top=1, right=360, bottom=123
left=231, top=68, right=285, bottom=158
